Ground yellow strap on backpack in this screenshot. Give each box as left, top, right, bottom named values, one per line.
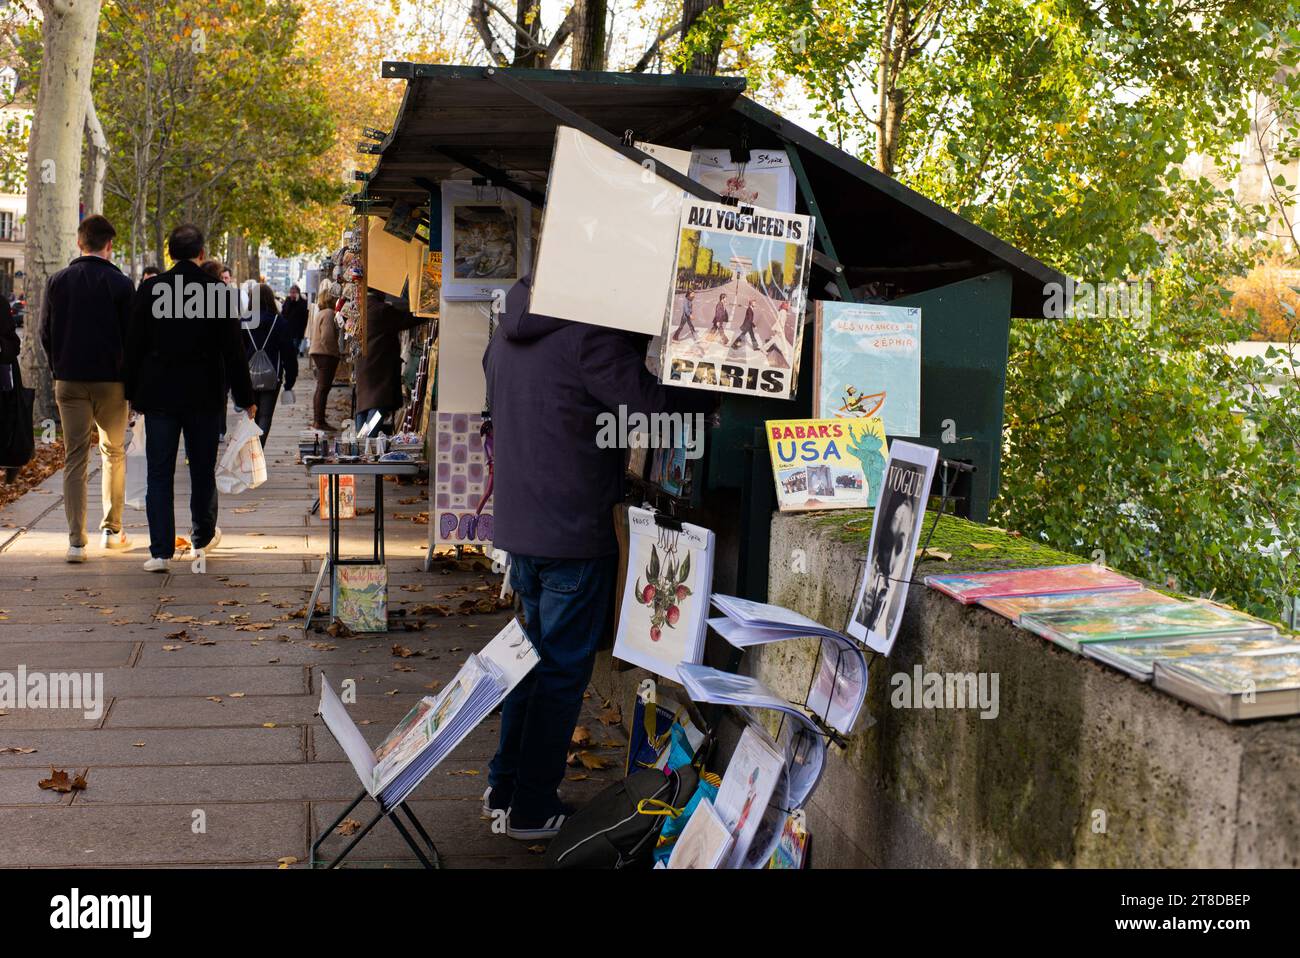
left=636, top=798, right=682, bottom=819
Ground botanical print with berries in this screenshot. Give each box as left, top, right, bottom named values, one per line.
left=613, top=507, right=714, bottom=679
left=634, top=543, right=693, bottom=643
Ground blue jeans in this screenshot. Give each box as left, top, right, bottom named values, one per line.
left=489, top=554, right=617, bottom=821
left=144, top=409, right=223, bottom=559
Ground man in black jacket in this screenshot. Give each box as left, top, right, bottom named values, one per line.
left=482, top=275, right=711, bottom=840
left=124, top=224, right=256, bottom=572
left=40, top=214, right=135, bottom=562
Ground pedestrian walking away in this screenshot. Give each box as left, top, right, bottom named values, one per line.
left=39, top=213, right=135, bottom=561
left=244, top=283, right=299, bottom=445
left=123, top=223, right=257, bottom=573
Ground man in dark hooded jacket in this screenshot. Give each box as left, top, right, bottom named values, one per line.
left=481, top=275, right=711, bottom=841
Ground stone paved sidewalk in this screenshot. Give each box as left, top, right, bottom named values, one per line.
left=0, top=356, right=625, bottom=867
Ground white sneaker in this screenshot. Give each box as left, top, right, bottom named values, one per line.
left=142, top=557, right=170, bottom=573
left=505, top=810, right=570, bottom=841
left=100, top=529, right=130, bottom=550
left=66, top=545, right=86, bottom=563
left=195, top=526, right=221, bottom=552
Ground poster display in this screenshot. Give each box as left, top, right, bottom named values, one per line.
left=440, top=180, right=530, bottom=301
left=332, top=565, right=387, bottom=633
left=318, top=474, right=355, bottom=520
left=676, top=662, right=827, bottom=807
left=612, top=507, right=715, bottom=680
left=688, top=147, right=797, bottom=213
left=413, top=248, right=442, bottom=318
left=366, top=217, right=412, bottom=297
left=659, top=198, right=812, bottom=399
left=846, top=440, right=938, bottom=655
left=765, top=417, right=888, bottom=511
left=530, top=126, right=692, bottom=335
left=814, top=301, right=922, bottom=435
left=648, top=444, right=693, bottom=499
left=434, top=411, right=494, bottom=547
left=712, top=724, right=787, bottom=869
left=767, top=813, right=809, bottom=869
left=403, top=237, right=424, bottom=303
left=435, top=299, right=492, bottom=413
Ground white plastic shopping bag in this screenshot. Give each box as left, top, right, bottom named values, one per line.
left=125, top=417, right=147, bottom=510
left=216, top=416, right=267, bottom=494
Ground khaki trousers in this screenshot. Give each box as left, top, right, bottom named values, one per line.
left=54, top=380, right=128, bottom=547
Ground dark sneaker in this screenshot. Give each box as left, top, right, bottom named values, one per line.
left=481, top=785, right=511, bottom=817
left=505, top=804, right=574, bottom=841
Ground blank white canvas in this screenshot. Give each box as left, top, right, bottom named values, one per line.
left=530, top=126, right=691, bottom=336
left=436, top=298, right=492, bottom=413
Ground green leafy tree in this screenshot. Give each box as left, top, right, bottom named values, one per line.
left=684, top=0, right=1300, bottom=615
left=87, top=0, right=336, bottom=273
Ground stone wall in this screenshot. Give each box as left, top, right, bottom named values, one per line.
left=759, top=513, right=1300, bottom=868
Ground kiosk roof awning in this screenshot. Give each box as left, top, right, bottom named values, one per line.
left=363, top=63, right=1066, bottom=318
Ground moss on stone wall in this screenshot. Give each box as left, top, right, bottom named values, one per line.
left=811, top=508, right=1088, bottom=570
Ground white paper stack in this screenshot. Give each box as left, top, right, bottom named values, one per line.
left=711, top=592, right=856, bottom=644
left=676, top=663, right=825, bottom=809
left=531, top=127, right=691, bottom=336
left=709, top=594, right=869, bottom=736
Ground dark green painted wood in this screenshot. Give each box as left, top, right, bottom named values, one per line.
left=892, top=269, right=1014, bottom=521
left=784, top=142, right=853, bottom=302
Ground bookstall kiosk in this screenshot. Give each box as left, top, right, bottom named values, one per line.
left=355, top=62, right=1066, bottom=604
left=331, top=65, right=1069, bottom=866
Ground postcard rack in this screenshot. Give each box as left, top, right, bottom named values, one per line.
left=310, top=788, right=441, bottom=870
left=706, top=457, right=978, bottom=792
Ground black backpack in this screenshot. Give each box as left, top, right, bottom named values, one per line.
left=544, top=764, right=699, bottom=869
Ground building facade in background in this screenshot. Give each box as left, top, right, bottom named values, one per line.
left=0, top=66, right=28, bottom=299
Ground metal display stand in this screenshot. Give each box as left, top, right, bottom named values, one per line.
left=310, top=787, right=441, bottom=869
left=305, top=461, right=421, bottom=630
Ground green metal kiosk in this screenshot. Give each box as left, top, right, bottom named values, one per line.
left=360, top=63, right=1065, bottom=600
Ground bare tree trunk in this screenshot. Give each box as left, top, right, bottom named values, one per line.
left=469, top=0, right=509, bottom=66
left=513, top=0, right=542, bottom=67
left=81, top=94, right=108, bottom=214
left=875, top=0, right=908, bottom=176
left=570, top=0, right=607, bottom=71
left=22, top=0, right=103, bottom=423
left=227, top=234, right=245, bottom=280
left=680, top=0, right=723, bottom=75
left=153, top=171, right=166, bottom=266
left=245, top=241, right=260, bottom=282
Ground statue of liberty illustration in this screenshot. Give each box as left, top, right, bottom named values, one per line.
left=846, top=420, right=888, bottom=504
